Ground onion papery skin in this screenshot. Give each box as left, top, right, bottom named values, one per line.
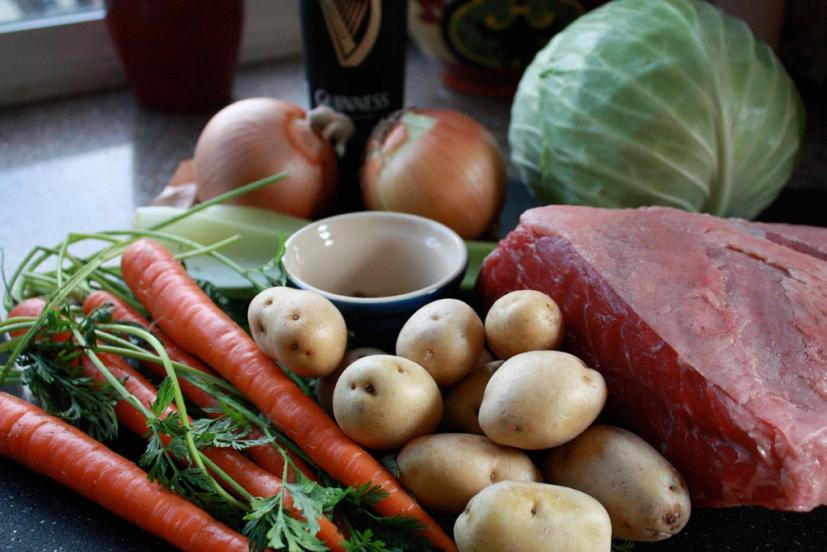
left=361, top=108, right=506, bottom=240
left=194, top=98, right=337, bottom=218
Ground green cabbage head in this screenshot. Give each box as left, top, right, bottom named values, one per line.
left=509, top=0, right=804, bottom=218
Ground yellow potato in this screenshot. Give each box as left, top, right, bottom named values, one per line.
left=479, top=351, right=606, bottom=449
left=442, top=361, right=502, bottom=434
left=544, top=425, right=691, bottom=541
left=332, top=355, right=441, bottom=450
left=396, top=299, right=485, bottom=386
left=316, top=347, right=385, bottom=415
left=454, top=481, right=612, bottom=552
left=485, top=290, right=565, bottom=359
left=248, top=287, right=346, bottom=377
left=398, top=433, right=541, bottom=514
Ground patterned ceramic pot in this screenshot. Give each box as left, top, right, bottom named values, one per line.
left=409, top=0, right=590, bottom=95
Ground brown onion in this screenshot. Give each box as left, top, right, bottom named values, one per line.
left=361, top=108, right=506, bottom=239
left=194, top=98, right=340, bottom=218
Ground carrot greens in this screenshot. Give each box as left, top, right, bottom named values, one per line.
left=189, top=415, right=275, bottom=452
left=244, top=474, right=331, bottom=552
left=140, top=409, right=246, bottom=525
left=6, top=307, right=120, bottom=441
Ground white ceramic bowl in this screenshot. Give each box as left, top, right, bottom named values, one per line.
left=283, top=211, right=467, bottom=344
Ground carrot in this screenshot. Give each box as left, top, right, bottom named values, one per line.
left=82, top=290, right=318, bottom=483
left=0, top=391, right=249, bottom=552
left=10, top=300, right=262, bottom=493
left=79, top=352, right=347, bottom=552
left=9, top=297, right=344, bottom=550
left=7, top=297, right=47, bottom=319
left=121, top=239, right=457, bottom=552
left=7, top=297, right=68, bottom=341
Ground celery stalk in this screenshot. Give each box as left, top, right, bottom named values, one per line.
left=134, top=205, right=308, bottom=295
left=134, top=205, right=498, bottom=297
left=462, top=240, right=497, bottom=293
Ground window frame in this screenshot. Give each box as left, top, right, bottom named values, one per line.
left=0, top=0, right=301, bottom=107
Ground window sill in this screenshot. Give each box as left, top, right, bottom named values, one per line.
left=0, top=0, right=301, bottom=107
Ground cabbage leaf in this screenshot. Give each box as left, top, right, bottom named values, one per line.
left=509, top=0, right=804, bottom=218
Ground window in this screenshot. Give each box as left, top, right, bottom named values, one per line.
left=0, top=0, right=301, bottom=106
left=0, top=0, right=102, bottom=25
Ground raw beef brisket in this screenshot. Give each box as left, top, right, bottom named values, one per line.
left=478, top=206, right=827, bottom=511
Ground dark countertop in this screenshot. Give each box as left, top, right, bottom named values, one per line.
left=1, top=50, right=825, bottom=551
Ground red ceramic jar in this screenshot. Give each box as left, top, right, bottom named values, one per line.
left=106, top=0, right=243, bottom=111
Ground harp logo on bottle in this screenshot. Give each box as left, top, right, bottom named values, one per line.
left=319, top=0, right=382, bottom=67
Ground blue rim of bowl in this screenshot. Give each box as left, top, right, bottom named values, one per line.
left=283, top=211, right=468, bottom=305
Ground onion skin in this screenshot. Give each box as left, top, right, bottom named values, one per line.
left=361, top=108, right=506, bottom=239
left=194, top=98, right=337, bottom=218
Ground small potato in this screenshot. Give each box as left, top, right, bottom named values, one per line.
left=454, top=481, right=612, bottom=552
left=479, top=351, right=606, bottom=449
left=485, top=290, right=564, bottom=359
left=398, top=433, right=541, bottom=514
left=544, top=425, right=691, bottom=541
left=333, top=355, right=441, bottom=450
left=248, top=287, right=346, bottom=377
left=396, top=299, right=485, bottom=386
left=316, top=347, right=385, bottom=415
left=442, top=361, right=502, bottom=434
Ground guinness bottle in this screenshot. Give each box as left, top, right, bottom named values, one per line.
left=300, top=0, right=408, bottom=212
